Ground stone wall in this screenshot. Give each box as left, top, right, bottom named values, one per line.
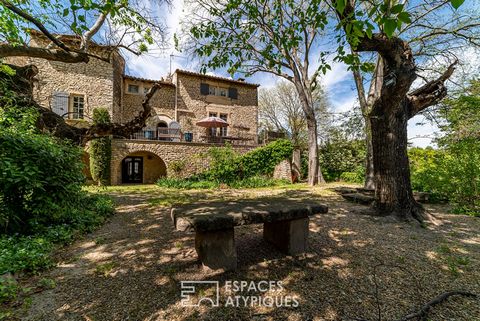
left=110, top=139, right=256, bottom=185
left=273, top=159, right=293, bottom=183
left=122, top=78, right=176, bottom=125
left=173, top=72, right=258, bottom=144
left=6, top=36, right=122, bottom=120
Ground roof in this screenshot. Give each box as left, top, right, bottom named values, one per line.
left=29, top=30, right=115, bottom=51
left=174, top=69, right=260, bottom=88
left=123, top=75, right=175, bottom=87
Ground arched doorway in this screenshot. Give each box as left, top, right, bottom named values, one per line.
left=121, top=151, right=166, bottom=184
left=156, top=121, right=168, bottom=140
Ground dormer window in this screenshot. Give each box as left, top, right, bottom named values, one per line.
left=128, top=84, right=139, bottom=94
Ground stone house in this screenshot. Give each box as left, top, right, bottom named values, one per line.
left=7, top=32, right=259, bottom=184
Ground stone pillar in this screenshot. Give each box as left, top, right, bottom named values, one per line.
left=263, top=218, right=309, bottom=255
left=195, top=228, right=237, bottom=271
left=273, top=159, right=293, bottom=182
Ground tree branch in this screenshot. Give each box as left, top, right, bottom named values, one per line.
left=394, top=291, right=477, bottom=321
left=81, top=83, right=161, bottom=144
left=407, top=60, right=457, bottom=118
left=81, top=12, right=108, bottom=51
left=0, top=0, right=71, bottom=52
left=0, top=45, right=89, bottom=63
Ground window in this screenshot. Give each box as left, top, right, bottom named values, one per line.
left=208, top=86, right=216, bottom=95
left=202, top=84, right=230, bottom=98
left=51, top=91, right=69, bottom=117
left=71, top=95, right=84, bottom=119
left=143, top=87, right=151, bottom=94
left=209, top=112, right=218, bottom=136
left=219, top=113, right=228, bottom=136
left=128, top=84, right=139, bottom=94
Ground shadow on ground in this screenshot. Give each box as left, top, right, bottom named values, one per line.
left=16, top=185, right=480, bottom=321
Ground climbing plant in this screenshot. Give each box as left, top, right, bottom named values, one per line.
left=89, top=108, right=112, bottom=186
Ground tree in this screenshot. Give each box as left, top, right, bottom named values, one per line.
left=259, top=81, right=331, bottom=150
left=0, top=0, right=167, bottom=144
left=350, top=0, right=480, bottom=190
left=184, top=0, right=331, bottom=185
left=333, top=0, right=468, bottom=221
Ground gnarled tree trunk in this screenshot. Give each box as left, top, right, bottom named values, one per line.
left=370, top=98, right=422, bottom=220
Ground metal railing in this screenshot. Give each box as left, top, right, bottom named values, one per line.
left=128, top=128, right=257, bottom=145
left=130, top=128, right=181, bottom=141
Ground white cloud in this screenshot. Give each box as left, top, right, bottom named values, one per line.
left=322, top=62, right=350, bottom=90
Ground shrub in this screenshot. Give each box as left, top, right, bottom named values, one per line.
left=240, top=139, right=294, bottom=177
left=156, top=177, right=219, bottom=189
left=409, top=145, right=480, bottom=215
left=0, top=131, right=85, bottom=234
left=339, top=165, right=365, bottom=183
left=89, top=108, right=112, bottom=185
left=319, top=138, right=366, bottom=182
left=204, top=139, right=294, bottom=183
left=227, top=176, right=290, bottom=188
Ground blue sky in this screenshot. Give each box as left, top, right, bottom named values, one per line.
left=121, top=0, right=478, bottom=148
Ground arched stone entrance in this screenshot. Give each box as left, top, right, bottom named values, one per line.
left=119, top=150, right=166, bottom=184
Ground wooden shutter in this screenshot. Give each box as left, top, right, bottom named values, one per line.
left=200, top=83, right=209, bottom=95
left=51, top=91, right=69, bottom=117
left=228, top=87, right=238, bottom=99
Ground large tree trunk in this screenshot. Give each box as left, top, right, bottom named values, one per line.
left=370, top=99, right=423, bottom=221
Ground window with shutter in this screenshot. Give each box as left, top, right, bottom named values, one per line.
left=51, top=92, right=69, bottom=117
left=200, top=83, right=209, bottom=95
left=228, top=87, right=238, bottom=99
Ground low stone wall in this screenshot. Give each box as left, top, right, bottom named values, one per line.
left=110, top=139, right=256, bottom=185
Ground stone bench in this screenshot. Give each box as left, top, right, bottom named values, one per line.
left=171, top=199, right=328, bottom=271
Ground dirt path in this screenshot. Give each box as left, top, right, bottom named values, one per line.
left=16, top=185, right=480, bottom=321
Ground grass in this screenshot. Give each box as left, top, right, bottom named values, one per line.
left=95, top=262, right=116, bottom=277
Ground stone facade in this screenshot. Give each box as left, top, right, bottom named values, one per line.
left=7, top=32, right=260, bottom=185
left=110, top=139, right=255, bottom=185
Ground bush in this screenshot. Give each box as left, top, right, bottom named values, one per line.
left=409, top=145, right=480, bottom=215
left=204, top=139, right=294, bottom=183
left=319, top=138, right=366, bottom=182
left=89, top=108, right=112, bottom=185
left=0, top=131, right=85, bottom=234
left=339, top=165, right=365, bottom=183
left=227, top=176, right=291, bottom=188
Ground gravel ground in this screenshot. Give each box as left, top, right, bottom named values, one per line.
left=10, top=184, right=480, bottom=321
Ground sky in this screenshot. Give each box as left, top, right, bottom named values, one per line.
left=121, top=0, right=472, bottom=148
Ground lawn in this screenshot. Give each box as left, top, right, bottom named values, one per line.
left=4, top=183, right=479, bottom=321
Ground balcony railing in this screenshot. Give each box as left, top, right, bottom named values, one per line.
left=130, top=128, right=181, bottom=141
left=128, top=128, right=256, bottom=145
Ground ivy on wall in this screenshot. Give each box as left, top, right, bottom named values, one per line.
left=89, top=108, right=112, bottom=186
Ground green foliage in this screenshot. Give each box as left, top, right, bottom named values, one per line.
left=319, top=137, right=366, bottom=183
left=168, top=159, right=187, bottom=178
left=0, top=277, right=18, bottom=304
left=410, top=80, right=480, bottom=215
left=204, top=139, right=293, bottom=183
left=89, top=108, right=112, bottom=186
left=227, top=176, right=290, bottom=189
left=409, top=146, right=479, bottom=215
left=241, top=139, right=294, bottom=178
left=0, top=194, right=114, bottom=275
left=0, top=0, right=158, bottom=54
left=0, top=130, right=86, bottom=234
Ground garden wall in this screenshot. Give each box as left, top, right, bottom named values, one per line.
left=110, top=139, right=256, bottom=185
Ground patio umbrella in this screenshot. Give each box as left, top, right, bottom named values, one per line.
left=196, top=116, right=229, bottom=128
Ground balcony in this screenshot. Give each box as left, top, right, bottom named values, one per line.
left=128, top=128, right=256, bottom=145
